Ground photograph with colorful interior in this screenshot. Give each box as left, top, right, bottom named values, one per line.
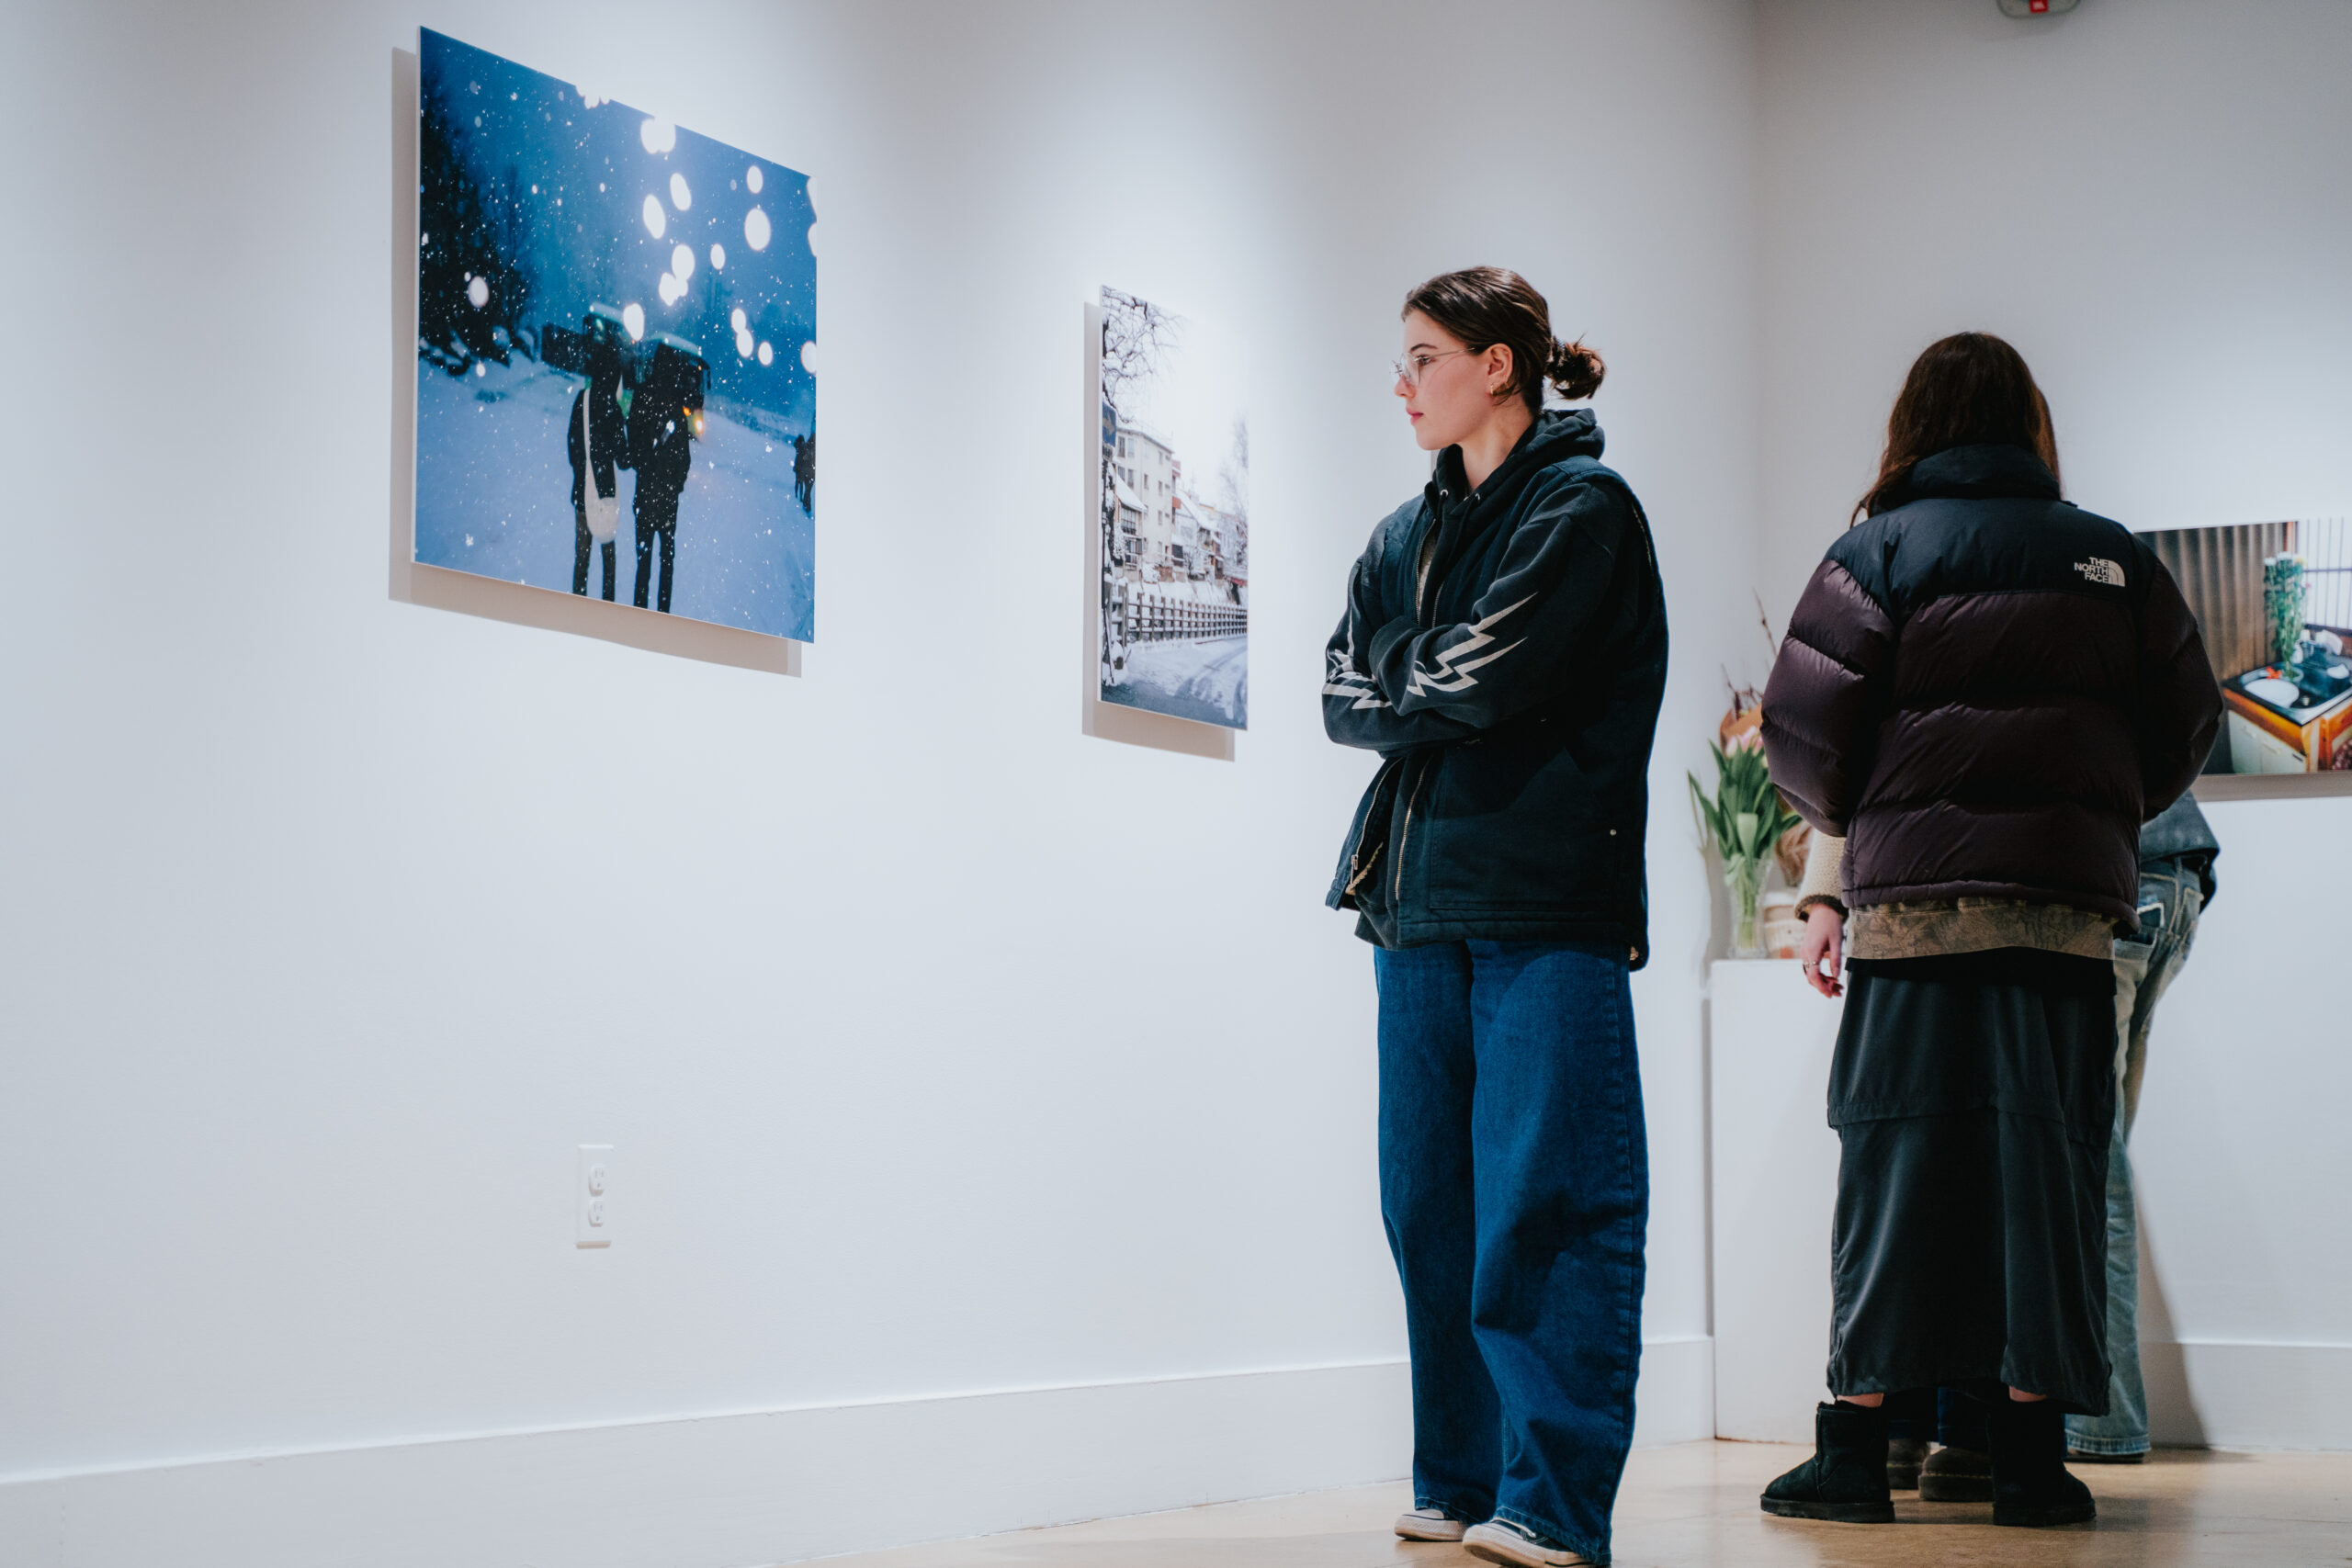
left=2143, top=518, right=2352, bottom=775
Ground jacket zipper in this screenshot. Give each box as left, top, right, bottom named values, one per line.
left=1344, top=784, right=1385, bottom=897
left=1393, top=760, right=1430, bottom=905
left=1341, top=759, right=1401, bottom=897
left=1414, top=490, right=1448, bottom=622
left=1395, top=487, right=1452, bottom=907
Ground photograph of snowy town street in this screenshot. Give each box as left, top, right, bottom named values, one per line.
left=414, top=28, right=817, bottom=642
left=1098, top=288, right=1250, bottom=728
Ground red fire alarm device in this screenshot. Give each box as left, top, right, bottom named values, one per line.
left=1998, top=0, right=2079, bottom=14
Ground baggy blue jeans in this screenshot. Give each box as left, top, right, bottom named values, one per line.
left=1374, top=940, right=1648, bottom=1563
left=2066, top=863, right=2201, bottom=1456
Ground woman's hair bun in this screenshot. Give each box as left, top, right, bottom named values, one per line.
left=1548, top=338, right=1605, bottom=401
left=1401, top=268, right=1603, bottom=411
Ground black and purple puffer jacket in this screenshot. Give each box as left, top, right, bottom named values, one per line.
left=1760, top=444, right=2220, bottom=929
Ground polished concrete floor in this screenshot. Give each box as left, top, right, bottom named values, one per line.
left=826, top=1441, right=2352, bottom=1566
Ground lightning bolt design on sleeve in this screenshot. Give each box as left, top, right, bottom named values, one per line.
left=1402, top=595, right=1535, bottom=697
left=1323, top=646, right=1392, bottom=709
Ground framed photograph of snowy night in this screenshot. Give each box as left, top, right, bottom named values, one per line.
left=1091, top=288, right=1250, bottom=729
left=413, top=28, right=816, bottom=643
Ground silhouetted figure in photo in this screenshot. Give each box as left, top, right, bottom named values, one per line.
left=792, top=433, right=815, bottom=515
left=628, top=338, right=706, bottom=614
left=566, top=315, right=628, bottom=600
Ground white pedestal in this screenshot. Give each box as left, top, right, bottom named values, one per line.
left=1708, top=959, right=1844, bottom=1441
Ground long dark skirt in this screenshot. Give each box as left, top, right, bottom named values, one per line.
left=1826, top=948, right=2116, bottom=1414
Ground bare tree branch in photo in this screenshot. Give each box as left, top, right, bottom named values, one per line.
left=1100, top=288, right=1182, bottom=412
left=1099, top=289, right=1182, bottom=690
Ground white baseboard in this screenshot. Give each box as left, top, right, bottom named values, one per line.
left=2145, top=1340, right=2352, bottom=1450
left=1633, top=1335, right=1715, bottom=1449
left=0, top=1339, right=1713, bottom=1568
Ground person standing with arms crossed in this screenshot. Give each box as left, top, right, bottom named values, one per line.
left=1322, top=267, right=1667, bottom=1568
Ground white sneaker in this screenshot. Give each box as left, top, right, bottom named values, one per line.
left=1393, top=1506, right=1466, bottom=1541
left=1463, top=1518, right=1594, bottom=1566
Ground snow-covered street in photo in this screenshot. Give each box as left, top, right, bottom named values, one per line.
left=1097, top=286, right=1249, bottom=731
left=1103, top=636, right=1248, bottom=728
left=414, top=352, right=813, bottom=642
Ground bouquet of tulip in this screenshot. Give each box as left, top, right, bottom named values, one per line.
left=1690, top=728, right=1804, bottom=957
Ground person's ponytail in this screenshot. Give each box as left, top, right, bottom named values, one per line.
left=1547, top=338, right=1605, bottom=402
left=1402, top=266, right=1601, bottom=412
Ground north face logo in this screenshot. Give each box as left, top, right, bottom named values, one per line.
left=2075, top=558, right=2125, bottom=588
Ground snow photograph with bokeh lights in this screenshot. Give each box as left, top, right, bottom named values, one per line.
left=414, top=28, right=816, bottom=641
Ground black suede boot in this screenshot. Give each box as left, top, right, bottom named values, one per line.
left=1917, top=1443, right=1993, bottom=1502
left=1885, top=1436, right=1927, bottom=1490
left=1987, top=1397, right=2097, bottom=1527
left=1761, top=1402, right=1896, bottom=1522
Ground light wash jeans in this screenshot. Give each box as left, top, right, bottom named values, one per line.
left=2066, top=863, right=2201, bottom=1456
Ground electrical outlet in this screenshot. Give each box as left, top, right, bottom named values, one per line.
left=576, top=1145, right=614, bottom=1247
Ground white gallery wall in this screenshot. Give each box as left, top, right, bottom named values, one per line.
left=0, top=4, right=1762, bottom=1564
left=16, top=6, right=2344, bottom=1564
left=1757, top=0, right=2352, bottom=1446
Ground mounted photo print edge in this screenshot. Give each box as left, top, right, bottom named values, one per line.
left=403, top=28, right=816, bottom=660
left=1091, top=286, right=1250, bottom=737
left=1079, top=301, right=1236, bottom=761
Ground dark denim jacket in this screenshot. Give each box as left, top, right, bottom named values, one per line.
left=1321, top=411, right=1668, bottom=964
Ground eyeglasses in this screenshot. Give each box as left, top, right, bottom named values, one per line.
left=1392, top=349, right=1469, bottom=389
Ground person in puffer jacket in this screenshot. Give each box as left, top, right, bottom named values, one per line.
left=1756, top=333, right=2221, bottom=1531
left=1322, top=267, right=1667, bottom=1568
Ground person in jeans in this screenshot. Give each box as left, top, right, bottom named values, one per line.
left=1761, top=333, right=2220, bottom=1529
left=1322, top=266, right=1667, bottom=1568
left=2068, top=793, right=2218, bottom=1462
